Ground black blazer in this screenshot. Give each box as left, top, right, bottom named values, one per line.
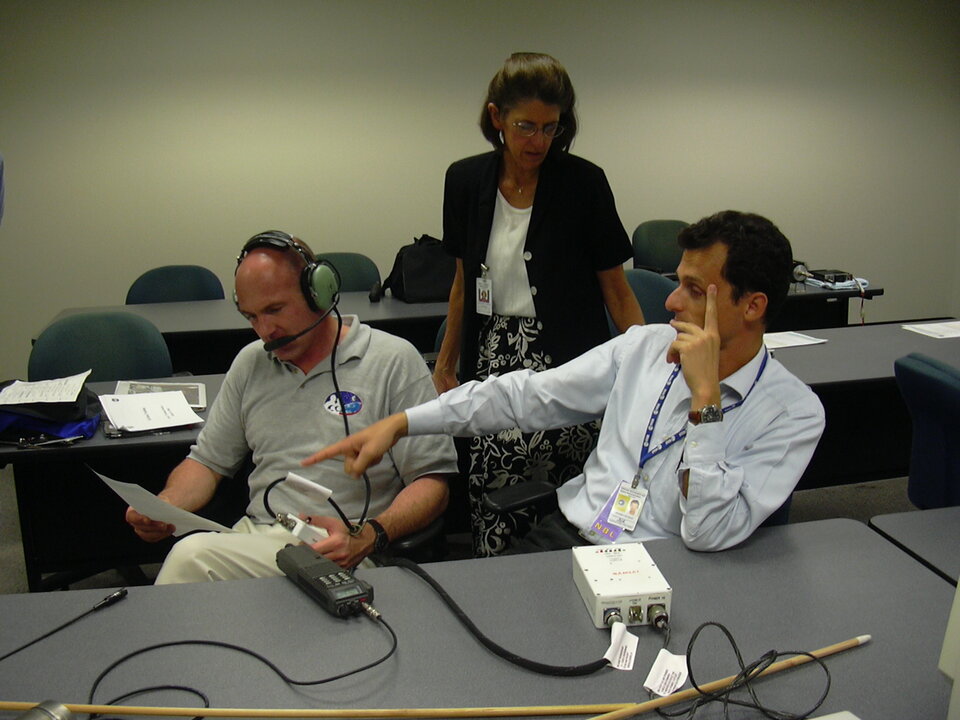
left=442, top=151, right=632, bottom=382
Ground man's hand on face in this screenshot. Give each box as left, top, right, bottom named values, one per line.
left=668, top=284, right=722, bottom=408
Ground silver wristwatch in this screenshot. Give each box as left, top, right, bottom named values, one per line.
left=689, top=404, right=723, bottom=425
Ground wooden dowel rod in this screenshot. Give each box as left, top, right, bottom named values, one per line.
left=588, top=634, right=871, bottom=720
left=0, top=634, right=869, bottom=720
left=0, top=701, right=630, bottom=718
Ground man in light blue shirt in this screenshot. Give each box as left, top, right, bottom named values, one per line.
left=305, top=211, right=825, bottom=552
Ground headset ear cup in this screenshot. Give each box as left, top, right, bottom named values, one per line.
left=303, top=261, right=340, bottom=312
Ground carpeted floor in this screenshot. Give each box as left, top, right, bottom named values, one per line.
left=0, top=464, right=916, bottom=595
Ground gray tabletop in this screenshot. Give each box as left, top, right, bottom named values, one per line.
left=0, top=519, right=951, bottom=718
left=871, top=507, right=960, bottom=585
left=770, top=321, right=960, bottom=386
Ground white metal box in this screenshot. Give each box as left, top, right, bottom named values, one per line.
left=572, top=544, right=672, bottom=629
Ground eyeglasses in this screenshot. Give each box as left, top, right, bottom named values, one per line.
left=511, top=121, right=564, bottom=139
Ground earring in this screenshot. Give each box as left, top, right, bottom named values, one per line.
left=499, top=130, right=505, bottom=145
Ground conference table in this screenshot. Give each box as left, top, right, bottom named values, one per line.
left=40, top=293, right=450, bottom=374
left=38, top=284, right=880, bottom=376
left=0, top=519, right=951, bottom=718
left=770, top=320, right=960, bottom=489
left=870, top=507, right=960, bottom=586
left=0, top=375, right=227, bottom=592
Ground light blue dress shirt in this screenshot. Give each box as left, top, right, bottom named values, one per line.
left=407, top=324, right=825, bottom=551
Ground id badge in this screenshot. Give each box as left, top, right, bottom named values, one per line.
left=476, top=277, right=493, bottom=316
left=584, top=481, right=648, bottom=544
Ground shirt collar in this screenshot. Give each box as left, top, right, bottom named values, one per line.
left=720, top=344, right=768, bottom=401
left=272, top=314, right=368, bottom=377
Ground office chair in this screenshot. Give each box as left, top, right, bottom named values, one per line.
left=315, top=252, right=381, bottom=293
left=29, top=311, right=173, bottom=382
left=27, top=311, right=175, bottom=589
left=608, top=268, right=678, bottom=335
left=126, top=265, right=225, bottom=304
left=894, top=353, right=960, bottom=509
left=632, top=219, right=688, bottom=276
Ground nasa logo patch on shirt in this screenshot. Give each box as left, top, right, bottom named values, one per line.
left=324, top=391, right=362, bottom=416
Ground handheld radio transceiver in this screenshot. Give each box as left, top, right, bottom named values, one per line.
left=276, top=544, right=373, bottom=618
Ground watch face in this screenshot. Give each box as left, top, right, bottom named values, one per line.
left=700, top=405, right=723, bottom=423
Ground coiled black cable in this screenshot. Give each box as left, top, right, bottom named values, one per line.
left=654, top=621, right=830, bottom=720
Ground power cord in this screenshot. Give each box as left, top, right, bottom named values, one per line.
left=86, top=604, right=397, bottom=716
left=652, top=620, right=830, bottom=720
left=0, top=589, right=127, bottom=664
left=390, top=556, right=609, bottom=677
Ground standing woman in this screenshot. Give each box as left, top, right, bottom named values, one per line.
left=434, top=52, right=645, bottom=557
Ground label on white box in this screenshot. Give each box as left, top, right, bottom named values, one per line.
left=643, top=648, right=688, bottom=696
left=603, top=622, right=638, bottom=671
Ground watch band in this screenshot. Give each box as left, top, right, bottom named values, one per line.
left=366, top=518, right=390, bottom=553
left=689, top=404, right=723, bottom=425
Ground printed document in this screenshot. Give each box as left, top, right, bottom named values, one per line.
left=0, top=370, right=91, bottom=405
left=94, top=469, right=232, bottom=535
left=99, top=391, right=203, bottom=433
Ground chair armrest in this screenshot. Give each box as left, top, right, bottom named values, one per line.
left=483, top=480, right=558, bottom=514
left=388, top=516, right=444, bottom=555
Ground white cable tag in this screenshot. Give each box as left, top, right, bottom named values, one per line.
left=282, top=471, right=333, bottom=507
left=603, top=621, right=638, bottom=671
left=643, top=647, right=688, bottom=696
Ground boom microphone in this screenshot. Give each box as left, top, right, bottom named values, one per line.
left=263, top=319, right=322, bottom=352
left=262, top=305, right=335, bottom=352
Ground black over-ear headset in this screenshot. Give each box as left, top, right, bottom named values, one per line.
left=235, top=230, right=341, bottom=313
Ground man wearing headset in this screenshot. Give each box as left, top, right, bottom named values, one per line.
left=126, top=231, right=458, bottom=582
left=305, top=211, right=825, bottom=553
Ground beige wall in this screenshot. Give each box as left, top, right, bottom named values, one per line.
left=1, top=0, right=958, bottom=379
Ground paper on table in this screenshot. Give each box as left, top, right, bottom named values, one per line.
left=901, top=321, right=960, bottom=339
left=763, top=331, right=828, bottom=349
left=0, top=370, right=92, bottom=405
left=93, top=469, right=232, bottom=535
left=99, top=391, right=203, bottom=432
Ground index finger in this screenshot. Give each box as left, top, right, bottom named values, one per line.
left=302, top=438, right=354, bottom=467
left=704, top=284, right=719, bottom=334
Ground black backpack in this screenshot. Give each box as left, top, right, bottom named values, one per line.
left=373, top=235, right=455, bottom=303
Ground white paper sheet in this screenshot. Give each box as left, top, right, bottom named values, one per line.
left=763, top=331, right=828, bottom=349
left=99, top=391, right=204, bottom=432
left=94, top=469, right=232, bottom=535
left=0, top=370, right=92, bottom=405
left=901, top=321, right=960, bottom=339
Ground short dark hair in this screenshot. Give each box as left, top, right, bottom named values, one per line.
left=479, top=52, right=577, bottom=155
left=678, top=211, right=793, bottom=326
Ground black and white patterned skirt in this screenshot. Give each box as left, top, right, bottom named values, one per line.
left=468, top=314, right=599, bottom=557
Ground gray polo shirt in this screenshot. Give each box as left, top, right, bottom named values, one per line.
left=189, top=316, right=458, bottom=522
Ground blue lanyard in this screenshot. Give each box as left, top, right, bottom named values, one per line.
left=637, top=349, right=770, bottom=473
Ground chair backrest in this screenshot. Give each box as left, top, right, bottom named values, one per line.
left=315, top=252, right=381, bottom=293
left=632, top=219, right=689, bottom=274
left=894, top=353, right=960, bottom=509
left=126, top=265, right=225, bottom=304
left=608, top=268, right=678, bottom=335
left=29, top=311, right=173, bottom=382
